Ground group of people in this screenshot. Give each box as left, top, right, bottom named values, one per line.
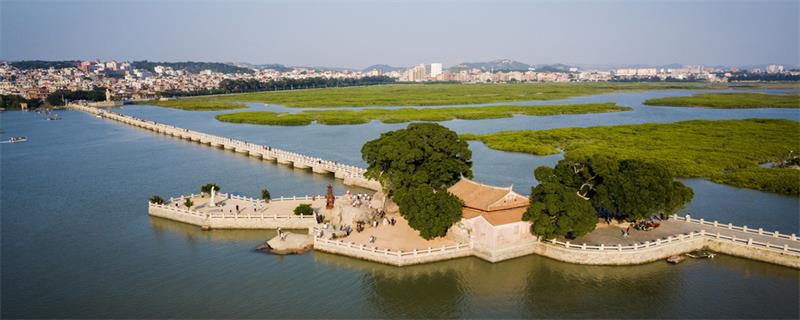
left=348, top=192, right=372, bottom=207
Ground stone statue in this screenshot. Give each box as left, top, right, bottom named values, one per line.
left=326, top=185, right=335, bottom=209
left=209, top=186, right=216, bottom=207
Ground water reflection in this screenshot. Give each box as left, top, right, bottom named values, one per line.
left=313, top=251, right=799, bottom=318
left=149, top=216, right=278, bottom=243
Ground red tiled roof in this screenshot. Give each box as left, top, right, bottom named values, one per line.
left=448, top=178, right=530, bottom=226
left=448, top=178, right=529, bottom=211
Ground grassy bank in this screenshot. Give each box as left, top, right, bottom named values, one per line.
left=142, top=82, right=744, bottom=109
left=643, top=92, right=800, bottom=109
left=133, top=99, right=247, bottom=111
left=214, top=103, right=631, bottom=126
left=462, top=119, right=800, bottom=196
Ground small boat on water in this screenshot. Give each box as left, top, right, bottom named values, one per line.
left=667, top=255, right=686, bottom=264
left=1, top=136, right=27, bottom=144
left=686, top=250, right=716, bottom=259
left=48, top=114, right=61, bottom=120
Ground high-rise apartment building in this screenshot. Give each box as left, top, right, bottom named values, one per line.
left=407, top=64, right=428, bottom=81
left=430, top=63, right=443, bottom=77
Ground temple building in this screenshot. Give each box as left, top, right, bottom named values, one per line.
left=446, top=178, right=537, bottom=248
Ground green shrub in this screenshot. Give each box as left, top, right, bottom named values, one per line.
left=294, top=204, right=314, bottom=216
left=149, top=195, right=165, bottom=205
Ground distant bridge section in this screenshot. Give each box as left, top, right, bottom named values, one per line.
left=67, top=104, right=381, bottom=191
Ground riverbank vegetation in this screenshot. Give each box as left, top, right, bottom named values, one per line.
left=46, top=88, right=108, bottom=106
left=214, top=103, right=631, bottom=126
left=0, top=94, right=44, bottom=110
left=643, top=92, right=800, bottom=108
left=153, top=76, right=396, bottom=98
left=463, top=119, right=800, bottom=196
left=137, top=99, right=247, bottom=111
left=141, top=82, right=740, bottom=109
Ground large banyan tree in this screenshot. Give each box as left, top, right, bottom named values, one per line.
left=526, top=155, right=694, bottom=240
left=362, top=123, right=472, bottom=239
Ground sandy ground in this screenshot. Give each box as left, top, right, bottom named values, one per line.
left=339, top=214, right=458, bottom=252
left=566, top=220, right=697, bottom=245
left=323, top=197, right=459, bottom=252
left=173, top=194, right=327, bottom=217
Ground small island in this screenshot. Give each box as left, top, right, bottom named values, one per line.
left=134, top=99, right=247, bottom=111
left=214, top=103, right=631, bottom=126
left=643, top=92, right=800, bottom=108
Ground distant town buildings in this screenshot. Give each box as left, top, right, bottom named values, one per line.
left=0, top=59, right=794, bottom=101
left=767, top=64, right=785, bottom=74
left=405, top=64, right=428, bottom=82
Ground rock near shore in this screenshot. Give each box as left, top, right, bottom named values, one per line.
left=256, top=232, right=314, bottom=255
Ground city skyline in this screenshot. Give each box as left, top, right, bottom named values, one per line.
left=2, top=0, right=798, bottom=68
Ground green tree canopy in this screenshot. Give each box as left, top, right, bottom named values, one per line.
left=592, top=159, right=694, bottom=220
left=362, top=123, right=473, bottom=194
left=46, top=88, right=107, bottom=106
left=261, top=188, right=271, bottom=202
left=183, top=198, right=194, bottom=209
left=524, top=181, right=597, bottom=240
left=361, top=123, right=473, bottom=239
left=530, top=156, right=693, bottom=225
left=393, top=186, right=465, bottom=240
left=149, top=195, right=165, bottom=205
left=200, top=183, right=220, bottom=194
left=294, top=204, right=314, bottom=216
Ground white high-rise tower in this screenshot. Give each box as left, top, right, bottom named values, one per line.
left=430, top=63, right=443, bottom=77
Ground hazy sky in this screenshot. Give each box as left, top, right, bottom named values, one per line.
left=2, top=0, right=798, bottom=68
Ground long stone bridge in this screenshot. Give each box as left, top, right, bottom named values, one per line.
left=67, top=104, right=381, bottom=190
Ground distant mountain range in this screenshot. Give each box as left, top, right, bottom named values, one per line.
left=132, top=61, right=254, bottom=74
left=532, top=63, right=573, bottom=72
left=449, top=59, right=533, bottom=72
left=232, top=63, right=293, bottom=72
left=361, top=64, right=407, bottom=73
left=447, top=59, right=576, bottom=72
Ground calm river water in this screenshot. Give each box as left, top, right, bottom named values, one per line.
left=1, top=90, right=798, bottom=318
